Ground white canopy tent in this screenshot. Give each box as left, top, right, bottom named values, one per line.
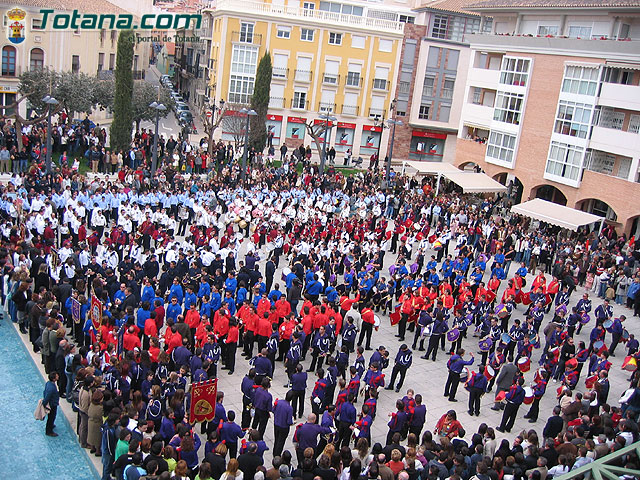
left=511, top=198, right=604, bottom=232
left=401, top=161, right=507, bottom=195
left=441, top=171, right=508, bottom=194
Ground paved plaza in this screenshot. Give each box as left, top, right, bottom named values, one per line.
left=9, top=230, right=639, bottom=476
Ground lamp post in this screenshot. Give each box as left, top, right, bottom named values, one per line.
left=239, top=107, right=257, bottom=181
left=42, top=95, right=58, bottom=174
left=318, top=113, right=337, bottom=174
left=149, top=101, right=167, bottom=175
left=386, top=119, right=402, bottom=183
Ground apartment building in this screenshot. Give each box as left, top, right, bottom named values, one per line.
left=0, top=0, right=150, bottom=120
left=453, top=0, right=640, bottom=235
left=391, top=0, right=492, bottom=164
left=201, top=0, right=413, bottom=156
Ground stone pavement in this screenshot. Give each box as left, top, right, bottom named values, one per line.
left=208, top=239, right=640, bottom=465
left=1, top=315, right=99, bottom=480
left=8, top=234, right=639, bottom=474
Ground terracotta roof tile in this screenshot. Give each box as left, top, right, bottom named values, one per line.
left=466, top=0, right=640, bottom=9
left=0, top=0, right=130, bottom=15
left=418, top=0, right=480, bottom=16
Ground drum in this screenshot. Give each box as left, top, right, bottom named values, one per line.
left=459, top=367, right=470, bottom=383
left=373, top=315, right=381, bottom=328
left=580, top=313, right=591, bottom=324
left=603, top=319, right=613, bottom=329
left=281, top=267, right=292, bottom=282
left=523, top=387, right=534, bottom=405
left=593, top=340, right=606, bottom=354
left=565, top=358, right=578, bottom=370
left=239, top=220, right=248, bottom=229
left=479, top=338, right=493, bottom=352
left=484, top=365, right=496, bottom=381
left=622, top=329, right=630, bottom=342
left=464, top=313, right=475, bottom=327
left=447, top=328, right=460, bottom=342
left=390, top=306, right=401, bottom=326
left=517, top=357, right=531, bottom=373
left=585, top=374, right=598, bottom=389
left=533, top=367, right=546, bottom=383
left=555, top=304, right=567, bottom=316
left=622, top=356, right=638, bottom=371
left=421, top=323, right=434, bottom=337
left=549, top=346, right=560, bottom=358
left=522, top=292, right=532, bottom=306
left=501, top=333, right=511, bottom=345
left=495, top=391, right=506, bottom=402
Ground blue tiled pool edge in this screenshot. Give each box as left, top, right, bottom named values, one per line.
left=0, top=316, right=101, bottom=480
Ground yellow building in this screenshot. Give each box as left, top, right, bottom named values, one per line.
left=0, top=0, right=150, bottom=121
left=203, top=0, right=414, bottom=157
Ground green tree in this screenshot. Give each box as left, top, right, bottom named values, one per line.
left=249, top=52, right=272, bottom=151
left=131, top=81, right=174, bottom=132
left=110, top=30, right=135, bottom=152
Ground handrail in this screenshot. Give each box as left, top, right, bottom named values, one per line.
left=555, top=441, right=640, bottom=480
left=213, top=0, right=404, bottom=33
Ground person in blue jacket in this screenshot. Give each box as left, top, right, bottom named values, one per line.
left=466, top=369, right=488, bottom=417
left=43, top=372, right=60, bottom=436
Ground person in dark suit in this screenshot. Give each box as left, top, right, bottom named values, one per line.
left=543, top=406, right=564, bottom=439
left=43, top=372, right=60, bottom=436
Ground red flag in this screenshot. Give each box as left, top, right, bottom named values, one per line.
left=91, top=295, right=103, bottom=330
left=190, top=379, right=218, bottom=423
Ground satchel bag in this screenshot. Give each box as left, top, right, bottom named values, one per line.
left=34, top=399, right=50, bottom=421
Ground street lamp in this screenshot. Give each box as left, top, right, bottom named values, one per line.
left=149, top=101, right=167, bottom=174
left=42, top=95, right=58, bottom=174
left=318, top=113, right=337, bottom=174
left=239, top=107, right=257, bottom=181
left=386, top=119, right=403, bottom=183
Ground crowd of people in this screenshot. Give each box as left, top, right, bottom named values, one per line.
left=2, top=114, right=640, bottom=480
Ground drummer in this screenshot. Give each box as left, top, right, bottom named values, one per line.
left=606, top=315, right=625, bottom=356
left=447, top=309, right=465, bottom=355
left=444, top=348, right=475, bottom=402
left=505, top=319, right=524, bottom=362
left=486, top=346, right=506, bottom=393
left=479, top=317, right=502, bottom=368
left=524, top=369, right=549, bottom=423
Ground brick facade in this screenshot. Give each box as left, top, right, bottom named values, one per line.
left=454, top=52, right=640, bottom=234
left=392, top=23, right=426, bottom=159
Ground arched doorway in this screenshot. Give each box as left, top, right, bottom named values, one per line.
left=626, top=215, right=640, bottom=238
left=532, top=184, right=567, bottom=206
left=576, top=198, right=618, bottom=222
left=458, top=161, right=484, bottom=173
left=494, top=173, right=524, bottom=204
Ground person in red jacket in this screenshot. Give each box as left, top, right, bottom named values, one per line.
left=143, top=315, right=158, bottom=350
left=256, top=311, right=272, bottom=351
left=123, top=326, right=141, bottom=352
left=225, top=319, right=240, bottom=374
left=278, top=315, right=297, bottom=361
left=185, top=303, right=201, bottom=338
left=358, top=304, right=375, bottom=350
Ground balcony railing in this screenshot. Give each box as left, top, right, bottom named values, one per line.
left=322, top=73, right=340, bottom=86
left=342, top=104, right=359, bottom=116
left=269, top=97, right=286, bottom=108
left=231, top=31, right=263, bottom=45
left=319, top=102, right=336, bottom=113
left=213, top=0, right=405, bottom=33
left=372, top=78, right=388, bottom=91
left=272, top=67, right=288, bottom=79
left=294, top=69, right=312, bottom=82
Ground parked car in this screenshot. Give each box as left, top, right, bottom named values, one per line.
left=178, top=111, right=193, bottom=125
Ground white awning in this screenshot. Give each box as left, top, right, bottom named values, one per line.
left=402, top=161, right=460, bottom=176
left=442, top=171, right=508, bottom=193
left=511, top=198, right=603, bottom=231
